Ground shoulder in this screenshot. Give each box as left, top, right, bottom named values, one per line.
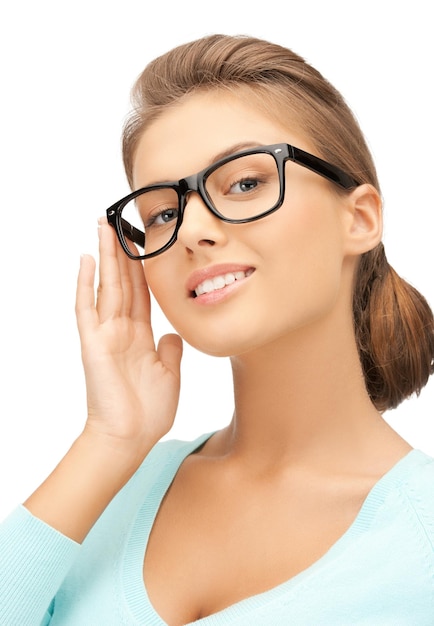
left=397, top=450, right=434, bottom=547
left=122, top=431, right=215, bottom=496
left=400, top=450, right=434, bottom=499
left=139, top=430, right=215, bottom=471
left=82, top=432, right=215, bottom=539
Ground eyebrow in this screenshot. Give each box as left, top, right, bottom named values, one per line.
left=209, top=141, right=263, bottom=164
left=141, top=141, right=264, bottom=187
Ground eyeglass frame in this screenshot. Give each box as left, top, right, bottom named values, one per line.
left=106, top=142, right=359, bottom=260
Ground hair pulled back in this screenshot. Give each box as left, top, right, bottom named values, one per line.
left=122, top=34, right=434, bottom=411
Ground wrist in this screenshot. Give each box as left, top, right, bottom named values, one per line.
left=24, top=430, right=155, bottom=543
left=76, top=428, right=155, bottom=483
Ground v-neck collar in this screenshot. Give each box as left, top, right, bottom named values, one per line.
left=121, top=435, right=428, bottom=625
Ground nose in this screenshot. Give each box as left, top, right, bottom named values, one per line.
left=176, top=191, right=228, bottom=252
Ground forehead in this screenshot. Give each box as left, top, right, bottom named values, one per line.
left=132, top=91, right=312, bottom=188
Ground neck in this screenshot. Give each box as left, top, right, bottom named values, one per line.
left=214, top=312, right=408, bottom=473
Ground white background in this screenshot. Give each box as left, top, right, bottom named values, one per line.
left=0, top=0, right=433, bottom=520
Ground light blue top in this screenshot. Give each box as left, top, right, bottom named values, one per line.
left=1, top=433, right=434, bottom=625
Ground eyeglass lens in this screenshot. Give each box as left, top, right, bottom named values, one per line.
left=120, top=152, right=280, bottom=258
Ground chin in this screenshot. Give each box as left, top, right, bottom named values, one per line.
left=176, top=326, right=246, bottom=358
left=184, top=338, right=239, bottom=358
left=181, top=327, right=277, bottom=359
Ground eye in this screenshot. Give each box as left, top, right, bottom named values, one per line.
left=145, top=207, right=179, bottom=227
left=229, top=178, right=259, bottom=194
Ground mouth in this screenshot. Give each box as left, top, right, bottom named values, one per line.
left=191, top=268, right=255, bottom=298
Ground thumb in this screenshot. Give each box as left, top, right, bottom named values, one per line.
left=157, top=333, right=183, bottom=378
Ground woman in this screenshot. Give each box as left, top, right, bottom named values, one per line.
left=1, top=34, right=433, bottom=625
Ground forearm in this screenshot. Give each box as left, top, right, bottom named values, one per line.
left=23, top=430, right=152, bottom=543
left=0, top=505, right=79, bottom=625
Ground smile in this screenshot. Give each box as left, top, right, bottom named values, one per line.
left=194, top=269, right=254, bottom=297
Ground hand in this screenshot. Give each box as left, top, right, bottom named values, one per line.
left=75, top=218, right=183, bottom=458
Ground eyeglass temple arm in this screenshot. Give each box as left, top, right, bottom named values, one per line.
left=120, top=217, right=145, bottom=249
left=291, top=146, right=358, bottom=189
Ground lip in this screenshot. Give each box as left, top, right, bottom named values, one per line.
left=186, top=263, right=255, bottom=297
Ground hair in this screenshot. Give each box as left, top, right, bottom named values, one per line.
left=122, top=34, right=434, bottom=412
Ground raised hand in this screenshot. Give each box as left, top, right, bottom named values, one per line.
left=24, top=220, right=182, bottom=542
left=76, top=218, right=182, bottom=453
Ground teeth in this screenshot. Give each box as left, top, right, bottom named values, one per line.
left=195, top=270, right=250, bottom=296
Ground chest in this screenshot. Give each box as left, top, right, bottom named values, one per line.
left=143, top=463, right=369, bottom=625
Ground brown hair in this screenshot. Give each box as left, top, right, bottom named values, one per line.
left=122, top=34, right=434, bottom=411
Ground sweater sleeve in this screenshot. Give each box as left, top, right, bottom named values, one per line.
left=0, top=505, right=80, bottom=626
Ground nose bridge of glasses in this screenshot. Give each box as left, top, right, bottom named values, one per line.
left=180, top=172, right=214, bottom=216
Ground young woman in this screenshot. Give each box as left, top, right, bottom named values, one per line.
left=1, top=34, right=433, bottom=625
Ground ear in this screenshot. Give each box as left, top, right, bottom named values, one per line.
left=342, top=184, right=382, bottom=256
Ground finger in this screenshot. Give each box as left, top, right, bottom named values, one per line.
left=114, top=233, right=135, bottom=317
left=96, top=219, right=124, bottom=322
left=75, top=253, right=98, bottom=336
left=157, top=334, right=183, bottom=378
left=128, top=256, right=152, bottom=323
left=108, top=224, right=152, bottom=325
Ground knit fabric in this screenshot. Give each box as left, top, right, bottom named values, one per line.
left=1, top=433, right=433, bottom=625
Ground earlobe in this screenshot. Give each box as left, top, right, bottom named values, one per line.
left=344, top=184, right=383, bottom=256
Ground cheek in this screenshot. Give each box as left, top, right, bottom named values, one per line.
left=266, top=189, right=344, bottom=266
left=144, top=261, right=173, bottom=308
left=264, top=196, right=346, bottom=306
left=144, top=258, right=192, bottom=337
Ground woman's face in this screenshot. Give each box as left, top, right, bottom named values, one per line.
left=132, top=91, right=356, bottom=357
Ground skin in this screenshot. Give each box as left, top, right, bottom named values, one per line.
left=25, top=90, right=411, bottom=624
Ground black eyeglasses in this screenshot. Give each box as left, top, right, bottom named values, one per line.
left=106, top=143, right=359, bottom=260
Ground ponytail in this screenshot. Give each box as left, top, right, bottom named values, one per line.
left=353, top=243, right=434, bottom=411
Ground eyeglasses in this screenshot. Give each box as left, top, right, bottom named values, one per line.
left=106, top=143, right=359, bottom=260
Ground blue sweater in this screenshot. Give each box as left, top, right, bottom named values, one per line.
left=1, top=433, right=434, bottom=625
